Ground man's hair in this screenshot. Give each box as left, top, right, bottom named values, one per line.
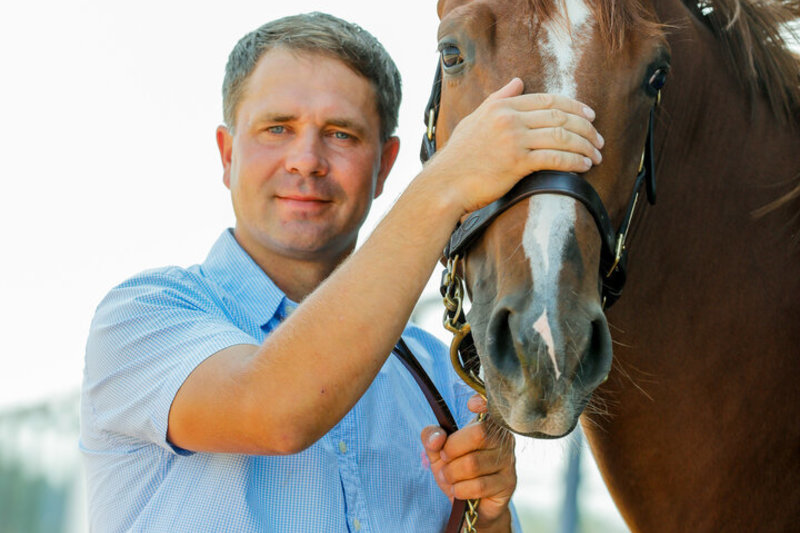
left=223, top=12, right=402, bottom=141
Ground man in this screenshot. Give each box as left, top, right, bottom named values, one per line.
left=81, top=12, right=603, bottom=532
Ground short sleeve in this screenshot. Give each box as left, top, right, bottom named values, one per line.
left=82, top=268, right=258, bottom=454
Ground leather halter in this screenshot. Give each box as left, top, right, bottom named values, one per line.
left=409, top=64, right=659, bottom=532
left=421, top=64, right=658, bottom=309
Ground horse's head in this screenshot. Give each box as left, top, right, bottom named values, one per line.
left=434, top=0, right=669, bottom=437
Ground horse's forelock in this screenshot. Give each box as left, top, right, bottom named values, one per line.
left=523, top=0, right=665, bottom=50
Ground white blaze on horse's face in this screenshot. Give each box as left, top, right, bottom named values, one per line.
left=524, top=196, right=575, bottom=380
left=522, top=0, right=595, bottom=381
left=541, top=0, right=592, bottom=98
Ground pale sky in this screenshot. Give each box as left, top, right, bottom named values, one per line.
left=0, top=0, right=442, bottom=408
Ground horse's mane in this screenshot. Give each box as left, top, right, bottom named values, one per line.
left=685, top=0, right=800, bottom=124
left=688, top=1, right=800, bottom=229
left=526, top=0, right=800, bottom=123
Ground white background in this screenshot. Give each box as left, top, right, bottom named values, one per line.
left=0, top=0, right=446, bottom=408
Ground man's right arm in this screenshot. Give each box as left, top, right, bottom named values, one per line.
left=166, top=79, right=603, bottom=455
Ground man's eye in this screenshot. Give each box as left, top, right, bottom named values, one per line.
left=332, top=131, right=352, bottom=140
left=267, top=125, right=286, bottom=134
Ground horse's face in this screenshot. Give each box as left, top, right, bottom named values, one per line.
left=435, top=0, right=669, bottom=437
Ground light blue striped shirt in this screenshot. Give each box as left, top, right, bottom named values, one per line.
left=81, top=229, right=515, bottom=532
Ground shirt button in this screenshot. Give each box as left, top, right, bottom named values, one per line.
left=353, top=518, right=362, bottom=531
left=338, top=441, right=347, bottom=454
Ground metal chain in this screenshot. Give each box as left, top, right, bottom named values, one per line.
left=442, top=256, right=489, bottom=532
left=460, top=412, right=486, bottom=533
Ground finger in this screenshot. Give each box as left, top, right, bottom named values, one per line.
left=439, top=448, right=508, bottom=484
left=451, top=471, right=516, bottom=501
left=522, top=127, right=603, bottom=164
left=526, top=149, right=594, bottom=173
left=486, top=77, right=524, bottom=101
left=522, top=109, right=604, bottom=149
left=467, top=394, right=487, bottom=414
left=508, top=92, right=596, bottom=121
left=440, top=421, right=492, bottom=463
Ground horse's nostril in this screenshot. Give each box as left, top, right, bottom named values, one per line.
left=487, top=308, right=521, bottom=376
left=576, top=316, right=613, bottom=387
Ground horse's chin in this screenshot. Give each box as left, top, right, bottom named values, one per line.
left=487, top=388, right=591, bottom=439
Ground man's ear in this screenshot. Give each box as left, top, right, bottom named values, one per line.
left=216, top=125, right=233, bottom=189
left=374, top=136, right=400, bottom=198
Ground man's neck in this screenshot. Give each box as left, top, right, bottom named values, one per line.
left=231, top=230, right=351, bottom=302
left=261, top=255, right=342, bottom=303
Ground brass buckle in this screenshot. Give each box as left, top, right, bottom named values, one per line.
left=426, top=109, right=436, bottom=141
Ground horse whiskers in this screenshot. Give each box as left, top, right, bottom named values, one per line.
left=611, top=358, right=655, bottom=402
left=611, top=338, right=634, bottom=348
left=584, top=394, right=614, bottom=419
left=481, top=415, right=516, bottom=468
left=579, top=412, right=610, bottom=435
left=606, top=320, right=627, bottom=335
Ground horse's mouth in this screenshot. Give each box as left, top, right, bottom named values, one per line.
left=486, top=384, right=593, bottom=438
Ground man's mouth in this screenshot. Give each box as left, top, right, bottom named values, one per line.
left=275, top=194, right=332, bottom=211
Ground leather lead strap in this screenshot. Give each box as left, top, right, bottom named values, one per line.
left=392, top=338, right=466, bottom=533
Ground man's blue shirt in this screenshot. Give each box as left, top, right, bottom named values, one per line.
left=81, top=229, right=494, bottom=532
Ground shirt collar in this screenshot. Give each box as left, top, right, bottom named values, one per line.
left=201, top=229, right=291, bottom=327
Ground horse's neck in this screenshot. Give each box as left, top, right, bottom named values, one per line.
left=583, top=3, right=800, bottom=532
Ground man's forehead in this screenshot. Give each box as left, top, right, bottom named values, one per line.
left=237, top=48, right=380, bottom=132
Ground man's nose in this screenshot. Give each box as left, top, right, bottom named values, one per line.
left=284, top=131, right=328, bottom=177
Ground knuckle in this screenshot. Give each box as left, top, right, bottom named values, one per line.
left=440, top=466, right=454, bottom=484
left=549, top=108, right=566, bottom=125
left=454, top=481, right=477, bottom=500
left=547, top=151, right=567, bottom=168
left=463, top=455, right=480, bottom=475
left=537, top=93, right=554, bottom=108
left=552, top=126, right=568, bottom=143
left=493, top=110, right=515, bottom=131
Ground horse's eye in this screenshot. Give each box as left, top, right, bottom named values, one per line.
left=440, top=45, right=464, bottom=69
left=647, top=68, right=668, bottom=94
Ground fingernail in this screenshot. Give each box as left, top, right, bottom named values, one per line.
left=428, top=430, right=443, bottom=446
left=597, top=133, right=604, bottom=147
left=583, top=157, right=593, bottom=169
left=594, top=149, right=602, bottom=163
left=583, top=106, right=596, bottom=120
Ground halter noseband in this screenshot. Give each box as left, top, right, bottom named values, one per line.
left=422, top=64, right=659, bottom=395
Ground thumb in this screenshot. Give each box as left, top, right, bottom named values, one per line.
left=421, top=426, right=447, bottom=455
left=487, top=77, right=524, bottom=100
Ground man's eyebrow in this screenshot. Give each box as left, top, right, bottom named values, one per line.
left=258, top=113, right=295, bottom=123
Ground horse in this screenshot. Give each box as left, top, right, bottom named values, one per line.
left=427, top=1, right=800, bottom=530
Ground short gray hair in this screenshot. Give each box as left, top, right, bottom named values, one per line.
left=222, top=12, right=402, bottom=141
